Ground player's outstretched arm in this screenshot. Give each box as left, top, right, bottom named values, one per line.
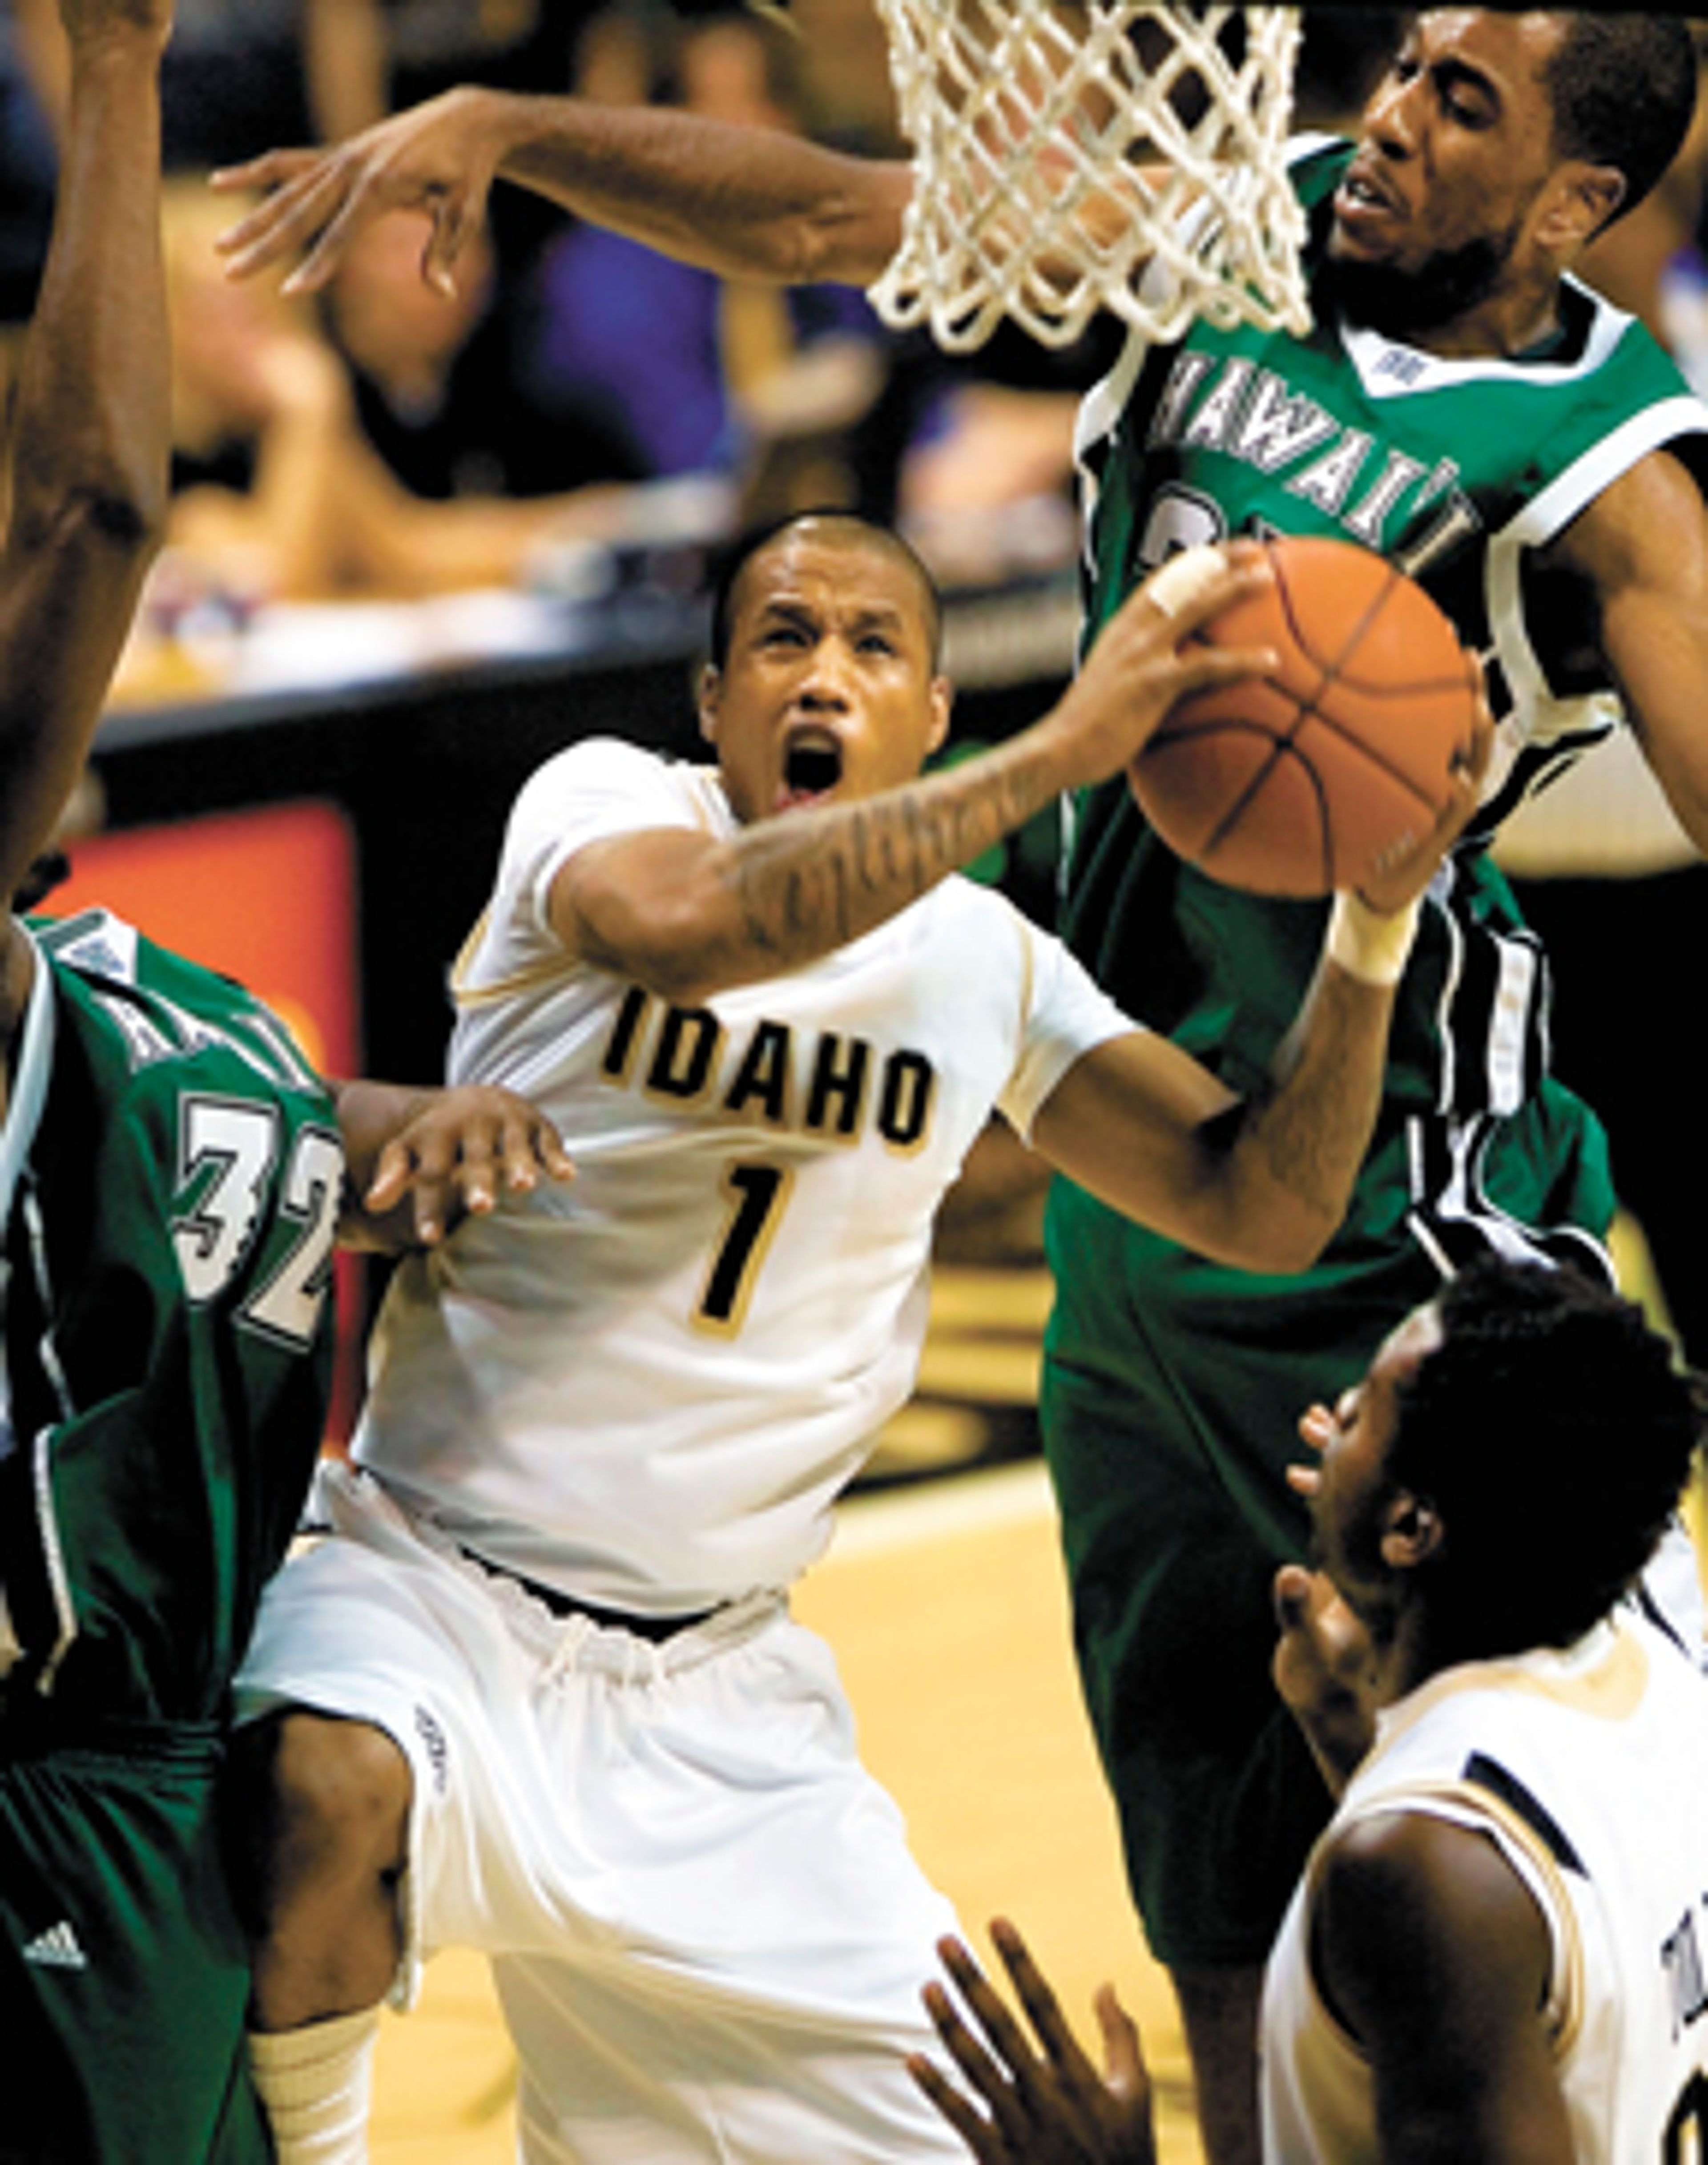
left=214, top=85, right=914, bottom=303
left=1028, top=695, right=1492, bottom=1274
left=908, top=1920, right=1156, bottom=2165
left=552, top=546, right=1279, bottom=1008
left=0, top=0, right=173, bottom=919
left=332, top=1080, right=575, bottom=1251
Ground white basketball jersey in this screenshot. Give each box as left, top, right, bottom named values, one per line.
left=353, top=738, right=1132, bottom=1611
left=1262, top=1610, right=1708, bottom=2165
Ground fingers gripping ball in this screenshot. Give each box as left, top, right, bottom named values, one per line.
left=1131, top=536, right=1480, bottom=897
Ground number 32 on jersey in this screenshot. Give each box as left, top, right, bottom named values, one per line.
left=172, top=1093, right=342, bottom=1352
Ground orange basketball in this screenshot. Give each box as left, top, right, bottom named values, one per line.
left=1130, top=536, right=1479, bottom=898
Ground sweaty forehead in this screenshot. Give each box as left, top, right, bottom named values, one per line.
left=733, top=527, right=935, bottom=635
left=1411, top=8, right=1565, bottom=95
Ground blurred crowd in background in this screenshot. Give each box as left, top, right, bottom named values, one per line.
left=0, top=3, right=1388, bottom=610
left=1, top=1, right=1705, bottom=610
left=3, top=0, right=1088, bottom=608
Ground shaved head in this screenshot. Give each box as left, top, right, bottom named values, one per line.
left=709, top=512, right=944, bottom=671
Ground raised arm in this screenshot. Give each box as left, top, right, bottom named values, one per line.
left=1028, top=908, right=1411, bottom=1274
left=0, top=0, right=173, bottom=916
left=552, top=547, right=1279, bottom=1008
left=1026, top=706, right=1488, bottom=1275
left=1551, top=445, right=1708, bottom=856
left=214, top=85, right=913, bottom=302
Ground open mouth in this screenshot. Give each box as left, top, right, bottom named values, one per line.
left=1335, top=160, right=1405, bottom=235
left=778, top=730, right=844, bottom=807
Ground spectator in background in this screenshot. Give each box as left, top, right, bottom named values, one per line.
left=158, top=183, right=631, bottom=605
left=518, top=6, right=890, bottom=509
left=366, top=0, right=587, bottom=113
left=7, top=0, right=593, bottom=185
left=518, top=4, right=1096, bottom=566
left=317, top=0, right=600, bottom=282
left=169, top=0, right=587, bottom=173
left=319, top=202, right=645, bottom=501
left=160, top=0, right=319, bottom=170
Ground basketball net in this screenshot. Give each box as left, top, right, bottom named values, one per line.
left=867, top=0, right=1309, bottom=352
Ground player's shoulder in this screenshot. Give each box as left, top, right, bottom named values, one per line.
left=1315, top=1799, right=1549, bottom=1995
left=512, top=735, right=730, bottom=838
left=1570, top=277, right=1707, bottom=402
left=520, top=734, right=697, bottom=797
left=927, top=874, right=1117, bottom=1026
left=32, top=906, right=332, bottom=1114
left=37, top=906, right=245, bottom=1020
left=928, top=869, right=1041, bottom=946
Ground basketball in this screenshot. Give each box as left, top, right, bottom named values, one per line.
left=1130, top=537, right=1480, bottom=898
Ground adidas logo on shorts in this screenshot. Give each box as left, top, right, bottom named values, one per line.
left=22, top=1920, right=88, bottom=1971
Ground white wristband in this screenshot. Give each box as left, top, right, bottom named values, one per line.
left=1326, top=891, right=1420, bottom=987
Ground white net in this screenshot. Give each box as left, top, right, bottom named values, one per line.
left=867, top=0, right=1309, bottom=352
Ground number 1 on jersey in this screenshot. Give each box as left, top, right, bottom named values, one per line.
left=696, top=1161, right=794, bottom=1335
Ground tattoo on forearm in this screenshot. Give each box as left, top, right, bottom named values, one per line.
left=730, top=764, right=1027, bottom=967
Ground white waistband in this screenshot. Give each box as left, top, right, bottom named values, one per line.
left=314, top=1459, right=789, bottom=1682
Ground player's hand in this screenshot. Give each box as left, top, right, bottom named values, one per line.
left=361, top=1084, right=574, bottom=1248
left=908, top=1920, right=1156, bottom=2165
left=213, top=86, right=508, bottom=298
left=1274, top=1395, right=1382, bottom=1794
left=1272, top=1561, right=1378, bottom=1797
left=1035, top=543, right=1278, bottom=793
left=1276, top=1387, right=1381, bottom=1788
left=1354, top=672, right=1494, bottom=917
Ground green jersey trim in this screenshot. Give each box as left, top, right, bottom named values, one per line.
left=0, top=928, right=53, bottom=1230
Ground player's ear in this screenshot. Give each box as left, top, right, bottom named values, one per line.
left=1541, top=160, right=1626, bottom=253
left=1380, top=1490, right=1442, bottom=1570
left=697, top=662, right=722, bottom=747
left=925, top=676, right=953, bottom=758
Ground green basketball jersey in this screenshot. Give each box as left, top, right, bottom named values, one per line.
left=1065, top=138, right=1708, bottom=1241
left=1038, top=142, right=1708, bottom=1971
left=0, top=908, right=339, bottom=1725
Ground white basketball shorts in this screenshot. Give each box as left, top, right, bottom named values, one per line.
left=235, top=1462, right=967, bottom=2164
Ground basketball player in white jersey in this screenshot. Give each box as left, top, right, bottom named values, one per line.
left=914, top=1256, right=1708, bottom=2165
left=228, top=512, right=1482, bottom=2165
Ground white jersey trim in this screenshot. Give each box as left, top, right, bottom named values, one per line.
left=1482, top=395, right=1708, bottom=773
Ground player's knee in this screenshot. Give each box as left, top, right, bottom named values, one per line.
left=228, top=1711, right=412, bottom=2028
left=236, top=1708, right=412, bottom=1911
